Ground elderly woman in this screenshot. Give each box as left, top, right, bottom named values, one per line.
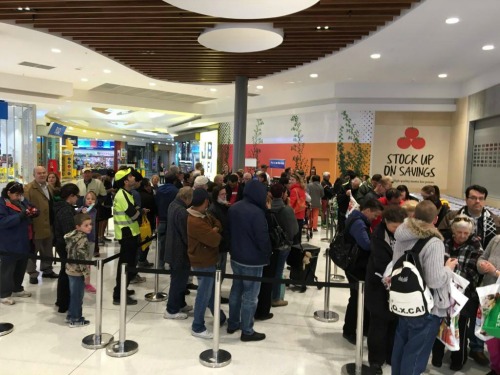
left=477, top=234, right=500, bottom=375
left=431, top=215, right=483, bottom=371
left=0, top=182, right=38, bottom=305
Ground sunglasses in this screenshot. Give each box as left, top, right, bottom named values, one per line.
left=452, top=216, right=474, bottom=224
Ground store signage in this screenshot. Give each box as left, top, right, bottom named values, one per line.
left=269, top=159, right=286, bottom=169
left=0, top=101, right=7, bottom=120
left=199, top=130, right=218, bottom=180
left=63, top=135, right=79, bottom=146
left=47, top=122, right=66, bottom=137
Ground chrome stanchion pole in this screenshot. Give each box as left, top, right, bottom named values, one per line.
left=0, top=258, right=14, bottom=337
left=106, top=264, right=139, bottom=357
left=341, top=281, right=370, bottom=375
left=321, top=202, right=331, bottom=242
left=199, top=269, right=231, bottom=368
left=314, top=249, right=339, bottom=322
left=145, top=235, right=167, bottom=302
left=82, top=259, right=114, bottom=349
left=330, top=262, right=346, bottom=282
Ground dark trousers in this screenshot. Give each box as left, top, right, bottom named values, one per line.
left=368, top=312, right=397, bottom=366
left=293, top=219, right=304, bottom=245
left=112, top=231, right=139, bottom=300
left=166, top=264, right=190, bottom=314
left=0, top=256, right=28, bottom=298
left=55, top=244, right=70, bottom=312
left=432, top=315, right=470, bottom=367
left=343, top=271, right=370, bottom=336
left=255, top=250, right=279, bottom=318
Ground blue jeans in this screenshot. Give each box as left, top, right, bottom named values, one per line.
left=68, top=275, right=85, bottom=322
left=166, top=264, right=190, bottom=314
left=272, top=249, right=290, bottom=301
left=468, top=317, right=485, bottom=352
left=192, top=266, right=226, bottom=333
left=391, top=314, right=442, bottom=375
left=228, top=261, right=263, bottom=335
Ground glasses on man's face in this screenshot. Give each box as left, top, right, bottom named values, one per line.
left=453, top=216, right=474, bottom=224
left=467, top=195, right=485, bottom=202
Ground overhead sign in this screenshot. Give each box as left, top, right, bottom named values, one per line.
left=269, top=159, right=286, bottom=169
left=63, top=135, right=78, bottom=146
left=199, top=130, right=218, bottom=180
left=0, top=101, right=7, bottom=120
left=47, top=122, right=66, bottom=137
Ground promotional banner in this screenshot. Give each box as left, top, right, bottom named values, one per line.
left=200, top=130, right=218, bottom=180
left=372, top=125, right=450, bottom=191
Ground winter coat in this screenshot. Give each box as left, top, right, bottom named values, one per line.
left=187, top=208, right=222, bottom=268
left=344, top=209, right=372, bottom=279
left=478, top=235, right=500, bottom=286
left=365, top=222, right=396, bottom=320
left=164, top=198, right=189, bottom=269
left=155, top=183, right=179, bottom=222
left=53, top=200, right=76, bottom=248
left=228, top=180, right=272, bottom=266
left=289, top=183, right=306, bottom=219
left=24, top=181, right=54, bottom=239
left=270, top=198, right=299, bottom=243
left=307, top=181, right=324, bottom=209
left=392, top=218, right=453, bottom=317
left=138, top=187, right=157, bottom=232
left=64, top=229, right=90, bottom=277
left=208, top=200, right=230, bottom=253
left=0, top=198, right=32, bottom=257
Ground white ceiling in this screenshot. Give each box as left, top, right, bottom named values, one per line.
left=1, top=0, right=500, bottom=140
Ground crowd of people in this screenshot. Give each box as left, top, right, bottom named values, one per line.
left=0, top=163, right=499, bottom=375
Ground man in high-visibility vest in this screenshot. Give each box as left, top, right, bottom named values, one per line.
left=112, top=168, right=141, bottom=305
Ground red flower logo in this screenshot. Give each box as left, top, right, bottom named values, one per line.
left=397, top=127, right=426, bottom=150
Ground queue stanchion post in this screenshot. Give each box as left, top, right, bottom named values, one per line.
left=341, top=281, right=370, bottom=375
left=314, top=249, right=339, bottom=322
left=321, top=201, right=331, bottom=242
left=145, top=234, right=167, bottom=302
left=0, top=258, right=14, bottom=337
left=199, top=269, right=231, bottom=368
left=106, top=264, right=139, bottom=358
left=82, top=259, right=114, bottom=349
left=330, top=262, right=346, bottom=282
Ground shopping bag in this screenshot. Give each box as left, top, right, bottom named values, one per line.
left=483, top=292, right=500, bottom=338
left=139, top=214, right=152, bottom=251
left=475, top=283, right=500, bottom=341
left=437, top=315, right=460, bottom=351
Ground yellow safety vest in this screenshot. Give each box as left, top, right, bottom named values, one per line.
left=113, top=189, right=140, bottom=240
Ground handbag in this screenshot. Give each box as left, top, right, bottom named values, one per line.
left=293, top=189, right=306, bottom=214
left=139, top=214, right=152, bottom=251
left=328, top=219, right=358, bottom=271
left=269, top=211, right=292, bottom=251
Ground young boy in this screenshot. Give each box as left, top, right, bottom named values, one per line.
left=64, top=213, right=92, bottom=327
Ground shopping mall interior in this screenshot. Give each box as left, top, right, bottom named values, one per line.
left=0, top=1, right=499, bottom=374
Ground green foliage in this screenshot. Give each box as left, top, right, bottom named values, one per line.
left=248, top=118, right=264, bottom=172
left=337, top=111, right=369, bottom=176
left=290, top=115, right=309, bottom=173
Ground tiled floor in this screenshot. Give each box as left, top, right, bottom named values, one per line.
left=0, top=225, right=490, bottom=375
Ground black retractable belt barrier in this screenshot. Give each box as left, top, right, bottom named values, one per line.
left=145, top=233, right=167, bottom=302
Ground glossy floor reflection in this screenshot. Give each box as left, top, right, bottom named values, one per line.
left=0, top=224, right=489, bottom=375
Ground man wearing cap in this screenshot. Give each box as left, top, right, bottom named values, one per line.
left=260, top=164, right=271, bottom=186
left=193, top=175, right=209, bottom=190
left=112, top=168, right=142, bottom=305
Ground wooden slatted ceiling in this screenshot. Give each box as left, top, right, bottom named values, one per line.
left=0, top=0, right=421, bottom=84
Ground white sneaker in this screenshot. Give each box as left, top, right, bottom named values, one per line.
left=191, top=329, right=213, bottom=339
left=180, top=304, right=193, bottom=313
left=0, top=297, right=15, bottom=305
left=12, top=291, right=31, bottom=298
left=163, top=311, right=188, bottom=320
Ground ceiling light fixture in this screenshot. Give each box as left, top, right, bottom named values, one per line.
left=309, top=73, right=318, bottom=78
left=324, top=26, right=329, bottom=30
left=438, top=73, right=448, bottom=78
left=370, top=53, right=381, bottom=59
left=164, top=0, right=318, bottom=19
left=122, top=135, right=126, bottom=138
left=316, top=26, right=321, bottom=30
left=256, top=85, right=264, bottom=89
left=210, top=88, right=217, bottom=92
left=149, top=82, right=156, bottom=86
left=103, top=69, right=111, bottom=74
left=198, top=23, right=284, bottom=53
left=445, top=17, right=460, bottom=24
left=482, top=44, right=495, bottom=51
left=81, top=78, right=89, bottom=82
left=83, top=130, right=87, bottom=133
left=51, top=48, right=61, bottom=54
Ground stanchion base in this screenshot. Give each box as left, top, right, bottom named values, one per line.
left=199, top=349, right=232, bottom=368
left=0, top=323, right=14, bottom=336
left=341, top=363, right=371, bottom=375
left=82, top=333, right=114, bottom=349
left=330, top=274, right=346, bottom=282
left=145, top=292, right=168, bottom=302
left=314, top=310, right=339, bottom=323
left=106, top=340, right=139, bottom=358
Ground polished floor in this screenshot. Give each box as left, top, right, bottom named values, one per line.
left=0, top=223, right=490, bottom=375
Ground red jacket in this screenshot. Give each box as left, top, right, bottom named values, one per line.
left=290, top=183, right=306, bottom=220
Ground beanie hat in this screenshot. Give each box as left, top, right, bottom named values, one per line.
left=194, top=175, right=209, bottom=187
left=191, top=188, right=209, bottom=207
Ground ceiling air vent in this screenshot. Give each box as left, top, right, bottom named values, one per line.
left=19, top=61, right=56, bottom=70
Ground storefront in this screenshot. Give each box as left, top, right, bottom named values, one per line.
left=73, top=138, right=115, bottom=174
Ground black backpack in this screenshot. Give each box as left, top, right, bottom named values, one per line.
left=389, top=237, right=434, bottom=317
left=269, top=208, right=292, bottom=251
left=328, top=219, right=358, bottom=271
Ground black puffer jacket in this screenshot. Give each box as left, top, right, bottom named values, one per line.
left=53, top=200, right=76, bottom=248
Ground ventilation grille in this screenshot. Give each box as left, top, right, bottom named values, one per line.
left=19, top=61, right=56, bottom=70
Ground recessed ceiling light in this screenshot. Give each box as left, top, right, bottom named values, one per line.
left=287, top=81, right=295, bottom=84
left=482, top=44, right=495, bottom=51
left=68, top=126, right=74, bottom=130
left=310, top=73, right=318, bottom=78
left=324, top=26, right=329, bottom=30
left=65, top=100, right=71, bottom=103
left=83, top=130, right=87, bottom=133
left=149, top=82, right=156, bottom=86
left=256, top=85, right=264, bottom=90
left=51, top=48, right=61, bottom=54
left=370, top=53, right=381, bottom=59
left=110, top=134, right=114, bottom=137
left=17, top=7, right=23, bottom=11
left=445, top=17, right=460, bottom=24
left=210, top=88, right=217, bottom=92
left=81, top=78, right=89, bottom=82
left=103, top=69, right=111, bottom=74
left=25, top=7, right=30, bottom=10
left=438, top=73, right=448, bottom=78
left=316, top=26, right=321, bottom=30
left=96, top=132, right=100, bottom=135
left=122, top=135, right=126, bottom=138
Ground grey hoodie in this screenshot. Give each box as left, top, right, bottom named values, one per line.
left=392, top=218, right=453, bottom=317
